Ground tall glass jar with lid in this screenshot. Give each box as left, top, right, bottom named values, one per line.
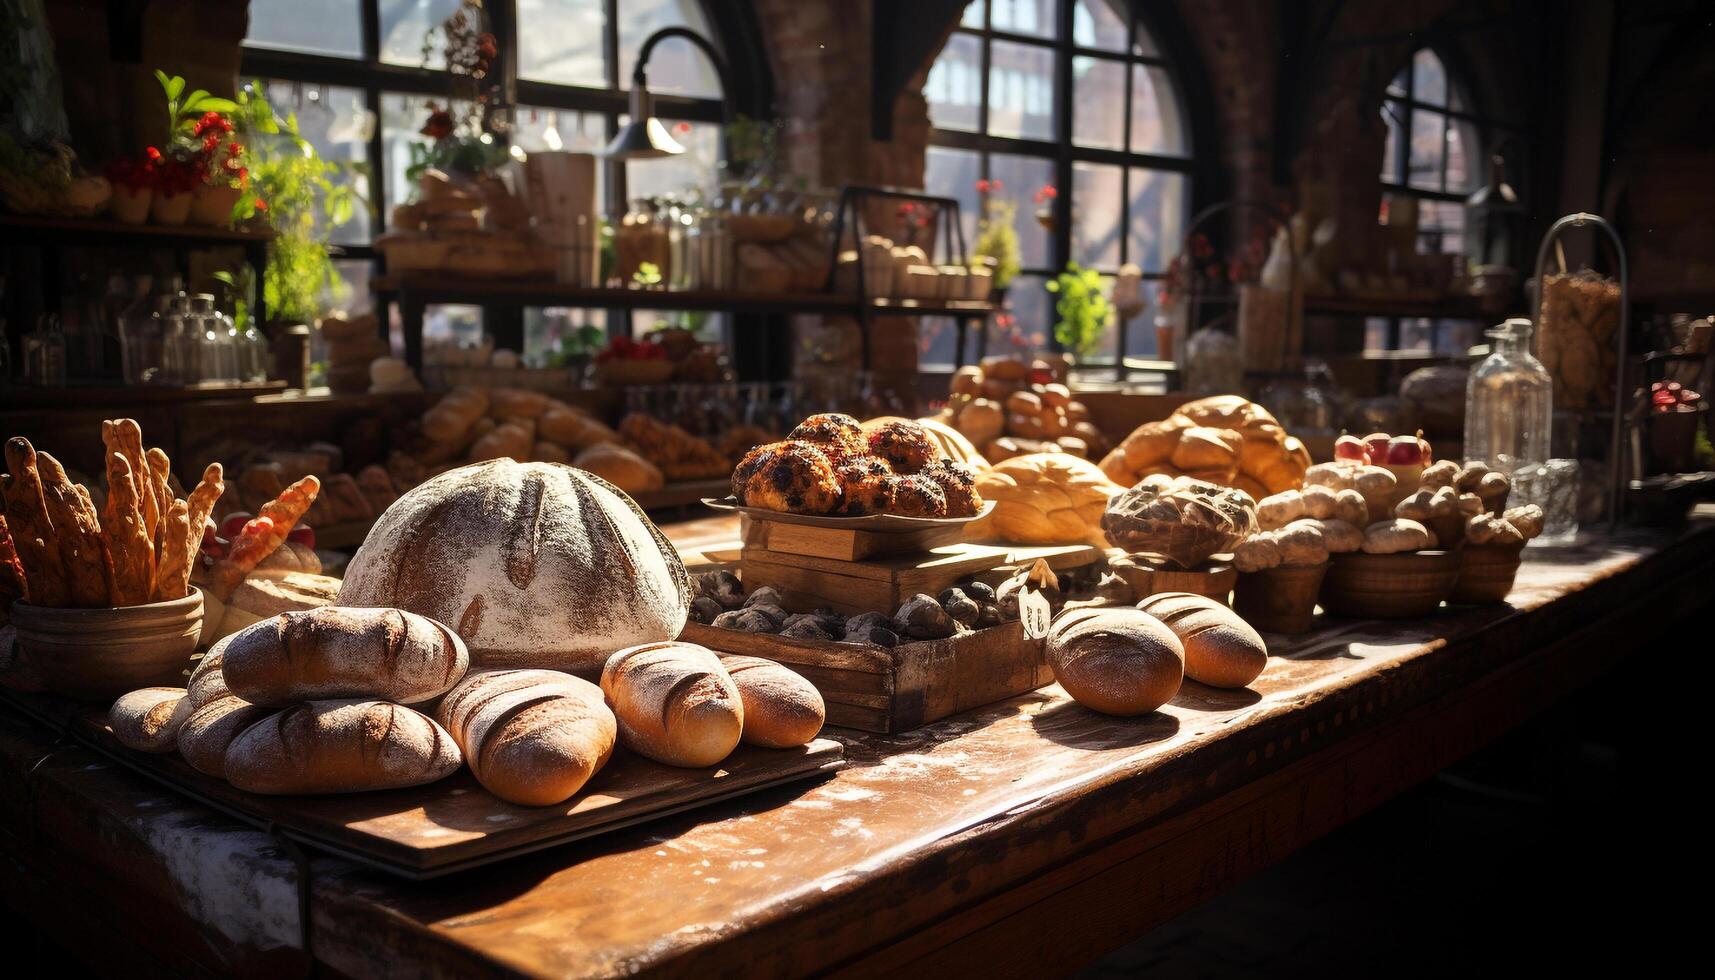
left=1463, top=317, right=1552, bottom=474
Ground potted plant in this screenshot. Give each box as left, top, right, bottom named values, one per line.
left=1034, top=183, right=1057, bottom=231
left=148, top=147, right=196, bottom=225
left=1046, top=262, right=1113, bottom=361
left=972, top=178, right=1020, bottom=301
left=144, top=71, right=239, bottom=225
left=105, top=155, right=153, bottom=223
left=189, top=111, right=248, bottom=226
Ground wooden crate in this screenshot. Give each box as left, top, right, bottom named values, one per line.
left=739, top=514, right=964, bottom=561
left=683, top=620, right=1051, bottom=734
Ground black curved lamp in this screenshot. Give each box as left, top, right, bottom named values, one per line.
left=604, top=26, right=732, bottom=160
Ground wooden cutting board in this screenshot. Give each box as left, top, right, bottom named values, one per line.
left=0, top=690, right=843, bottom=879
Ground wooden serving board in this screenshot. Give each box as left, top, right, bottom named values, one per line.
left=685, top=620, right=1052, bottom=733
left=0, top=689, right=843, bottom=879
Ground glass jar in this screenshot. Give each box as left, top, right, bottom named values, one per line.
left=238, top=321, right=271, bottom=382
left=22, top=314, right=67, bottom=386
left=1463, top=317, right=1551, bottom=475
left=1183, top=326, right=1242, bottom=395
left=119, top=291, right=165, bottom=384
left=191, top=293, right=237, bottom=384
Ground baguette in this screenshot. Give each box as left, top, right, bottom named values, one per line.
left=104, top=420, right=160, bottom=547
left=100, top=452, right=156, bottom=606
left=224, top=699, right=462, bottom=794
left=3, top=437, right=70, bottom=606
left=178, top=695, right=270, bottom=778
left=600, top=641, right=742, bottom=768
left=718, top=656, right=825, bottom=748
left=109, top=687, right=193, bottom=753
left=222, top=606, right=469, bottom=707
left=436, top=669, right=616, bottom=806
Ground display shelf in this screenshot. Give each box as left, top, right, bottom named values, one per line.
left=1303, top=294, right=1490, bottom=319
left=0, top=380, right=289, bottom=409
left=630, top=478, right=731, bottom=513
left=0, top=211, right=275, bottom=247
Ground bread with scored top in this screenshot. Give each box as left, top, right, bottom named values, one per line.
left=224, top=699, right=461, bottom=794
left=601, top=641, right=742, bottom=767
left=220, top=605, right=468, bottom=707
left=436, top=669, right=616, bottom=806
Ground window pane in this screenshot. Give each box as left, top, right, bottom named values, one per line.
left=512, top=107, right=608, bottom=213
left=988, top=40, right=1056, bottom=140
left=619, top=0, right=722, bottom=99
left=919, top=316, right=969, bottom=369
left=1408, top=107, right=1445, bottom=191
left=1387, top=69, right=1407, bottom=98
left=380, top=0, right=465, bottom=68
left=1127, top=168, right=1186, bottom=273
left=987, top=153, right=1055, bottom=269
left=625, top=118, right=719, bottom=202
left=381, top=92, right=439, bottom=213
left=1131, top=21, right=1161, bottom=58
left=926, top=33, right=983, bottom=133
left=1417, top=199, right=1467, bottom=256
left=1130, top=64, right=1185, bottom=155
left=961, top=0, right=986, bottom=28
left=1071, top=161, right=1122, bottom=268
left=1072, top=0, right=1127, bottom=51
left=527, top=306, right=608, bottom=367
left=246, top=0, right=362, bottom=58
left=518, top=0, right=607, bottom=87
left=998, top=274, right=1050, bottom=355
left=1412, top=49, right=1447, bottom=106
left=251, top=80, right=374, bottom=245
left=1071, top=56, right=1126, bottom=150
left=991, top=0, right=1058, bottom=38
left=925, top=145, right=981, bottom=258
left=1445, top=116, right=1479, bottom=194
left=1380, top=100, right=1403, bottom=183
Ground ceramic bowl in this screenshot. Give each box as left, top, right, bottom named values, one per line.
left=1449, top=541, right=1526, bottom=604
left=1319, top=550, right=1460, bottom=619
left=10, top=588, right=204, bottom=701
left=1233, top=561, right=1329, bottom=634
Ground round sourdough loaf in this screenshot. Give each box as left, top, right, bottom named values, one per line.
left=1135, top=592, right=1268, bottom=689
left=1046, top=607, right=1184, bottom=716
left=339, top=460, right=691, bottom=674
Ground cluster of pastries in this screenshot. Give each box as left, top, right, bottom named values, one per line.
left=731, top=415, right=983, bottom=518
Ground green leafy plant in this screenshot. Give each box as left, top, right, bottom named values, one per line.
left=1046, top=262, right=1113, bottom=359
left=403, top=131, right=508, bottom=187
left=633, top=261, right=663, bottom=288
left=229, top=81, right=366, bottom=323
left=547, top=324, right=606, bottom=369
left=972, top=179, right=1020, bottom=291
left=153, top=70, right=237, bottom=142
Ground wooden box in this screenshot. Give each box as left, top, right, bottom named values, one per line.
left=739, top=514, right=966, bottom=561
left=683, top=620, right=1050, bottom=734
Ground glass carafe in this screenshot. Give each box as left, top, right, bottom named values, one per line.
left=120, top=287, right=166, bottom=384
left=191, top=293, right=237, bottom=384
left=1463, top=317, right=1552, bottom=475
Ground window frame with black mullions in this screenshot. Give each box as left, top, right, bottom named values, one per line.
left=922, top=0, right=1198, bottom=371
left=240, top=0, right=761, bottom=346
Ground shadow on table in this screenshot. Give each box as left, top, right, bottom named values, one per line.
left=1027, top=699, right=1181, bottom=751
left=1171, top=680, right=1262, bottom=712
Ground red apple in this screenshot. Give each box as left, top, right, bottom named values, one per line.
left=218, top=511, right=254, bottom=540
left=1384, top=435, right=1424, bottom=465
left=1415, top=431, right=1433, bottom=465
left=1363, top=432, right=1392, bottom=462
left=287, top=524, right=316, bottom=550
left=1334, top=434, right=1369, bottom=464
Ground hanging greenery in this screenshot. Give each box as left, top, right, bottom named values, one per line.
left=971, top=178, right=1021, bottom=291
left=1046, top=262, right=1114, bottom=359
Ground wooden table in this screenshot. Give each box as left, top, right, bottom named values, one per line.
left=2, top=515, right=1710, bottom=978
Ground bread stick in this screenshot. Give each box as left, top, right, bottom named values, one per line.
left=211, top=474, right=320, bottom=600
left=101, top=452, right=156, bottom=606
left=0, top=515, right=27, bottom=602
left=145, top=447, right=174, bottom=559
left=36, top=452, right=111, bottom=607
left=3, top=437, right=69, bottom=607
left=152, top=498, right=192, bottom=602
left=105, top=420, right=159, bottom=548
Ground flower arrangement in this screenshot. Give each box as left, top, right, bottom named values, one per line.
left=1047, top=261, right=1113, bottom=359
left=972, top=178, right=1020, bottom=292
left=406, top=0, right=509, bottom=186
left=1157, top=226, right=1272, bottom=306
left=102, top=72, right=251, bottom=225
left=1034, top=182, right=1057, bottom=230
left=895, top=200, right=934, bottom=247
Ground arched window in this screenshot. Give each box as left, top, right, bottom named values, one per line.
left=923, top=0, right=1194, bottom=368
left=1379, top=48, right=1481, bottom=254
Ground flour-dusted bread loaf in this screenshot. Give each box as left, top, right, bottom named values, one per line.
left=340, top=460, right=690, bottom=674
left=221, top=606, right=468, bottom=708
left=110, top=687, right=193, bottom=753
left=601, top=642, right=743, bottom=767
left=719, top=656, right=826, bottom=748
left=436, top=669, right=617, bottom=806
left=224, top=700, right=462, bottom=795
left=1136, top=592, right=1269, bottom=689
left=1046, top=607, right=1185, bottom=716
left=186, top=639, right=231, bottom=709
left=178, top=696, right=270, bottom=778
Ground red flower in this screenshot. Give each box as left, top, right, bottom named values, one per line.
left=991, top=179, right=1004, bottom=192
left=253, top=198, right=268, bottom=213
left=477, top=32, right=498, bottom=59
left=673, top=121, right=691, bottom=136
left=976, top=178, right=991, bottom=193
left=1034, top=183, right=1057, bottom=204
left=420, top=108, right=455, bottom=140
left=144, top=145, right=163, bottom=163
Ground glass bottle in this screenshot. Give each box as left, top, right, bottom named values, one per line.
left=119, top=282, right=165, bottom=384
left=1463, top=317, right=1551, bottom=475
left=192, top=294, right=238, bottom=384
left=238, top=319, right=270, bottom=382
left=159, top=292, right=193, bottom=385
left=22, top=314, right=68, bottom=386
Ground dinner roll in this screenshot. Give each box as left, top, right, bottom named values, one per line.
left=110, top=687, right=193, bottom=753
left=601, top=642, right=743, bottom=767
left=1136, top=592, right=1269, bottom=689
left=719, top=656, right=826, bottom=748
left=1046, top=608, right=1184, bottom=715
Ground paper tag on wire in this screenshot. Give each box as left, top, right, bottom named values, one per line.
left=1019, top=587, right=1052, bottom=640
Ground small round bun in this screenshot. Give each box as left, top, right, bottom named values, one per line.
left=1047, top=608, right=1184, bottom=715
left=1136, top=592, right=1268, bottom=689
left=720, top=656, right=826, bottom=748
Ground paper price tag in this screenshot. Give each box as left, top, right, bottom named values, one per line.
left=1019, top=587, right=1052, bottom=640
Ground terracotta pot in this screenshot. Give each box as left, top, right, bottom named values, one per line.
left=1319, top=550, right=1460, bottom=619
left=1450, top=541, right=1525, bottom=604
left=151, top=189, right=193, bottom=225
left=189, top=183, right=243, bottom=226
left=1233, top=561, right=1328, bottom=634
left=1111, top=554, right=1236, bottom=605
left=111, top=185, right=152, bottom=224
left=10, top=589, right=204, bottom=700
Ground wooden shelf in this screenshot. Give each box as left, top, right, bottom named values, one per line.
left=1304, top=294, right=1490, bottom=319
left=0, top=211, right=274, bottom=247
left=631, top=478, right=730, bottom=513
left=0, top=380, right=289, bottom=410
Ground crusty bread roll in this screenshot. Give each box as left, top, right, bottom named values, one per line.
left=719, top=656, right=826, bottom=748
left=1046, top=608, right=1184, bottom=715
left=201, top=569, right=343, bottom=644
left=601, top=642, right=743, bottom=767
left=489, top=387, right=550, bottom=419
left=573, top=442, right=664, bottom=494
left=178, top=695, right=270, bottom=778
left=469, top=420, right=534, bottom=462
left=225, top=699, right=461, bottom=795
left=967, top=453, right=1124, bottom=546
left=539, top=405, right=618, bottom=449
left=187, top=637, right=232, bottom=709
left=1136, top=592, right=1269, bottom=689
left=221, top=606, right=469, bottom=708
left=110, top=687, right=194, bottom=753
left=422, top=386, right=489, bottom=443
left=436, top=669, right=617, bottom=806
left=1170, top=426, right=1241, bottom=471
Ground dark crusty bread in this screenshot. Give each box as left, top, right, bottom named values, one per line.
left=177, top=695, right=270, bottom=778
left=718, top=656, right=825, bottom=748
left=224, top=699, right=461, bottom=794
left=601, top=641, right=742, bottom=768
left=186, top=637, right=232, bottom=709
left=436, top=669, right=617, bottom=806
left=110, top=687, right=193, bottom=753
left=1136, top=592, right=1268, bottom=689
left=1046, top=607, right=1185, bottom=716
left=221, top=606, right=469, bottom=708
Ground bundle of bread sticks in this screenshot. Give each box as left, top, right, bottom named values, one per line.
left=0, top=419, right=321, bottom=609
